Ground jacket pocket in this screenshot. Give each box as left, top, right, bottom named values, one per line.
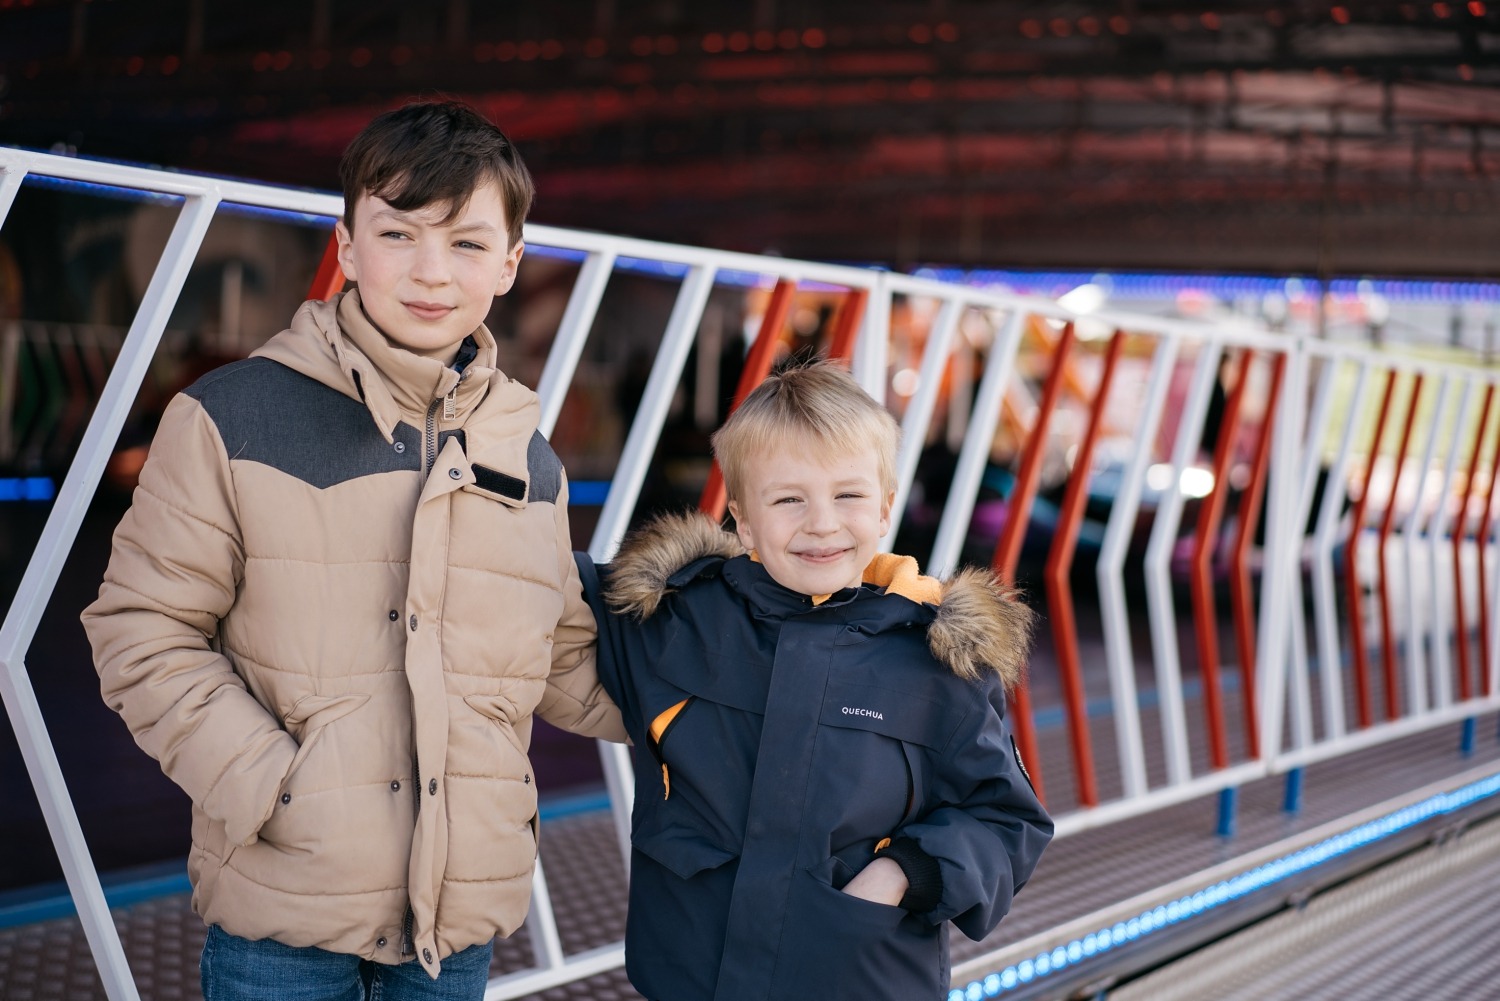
left=632, top=822, right=738, bottom=880
left=280, top=692, right=369, bottom=779
left=257, top=693, right=369, bottom=845
left=645, top=697, right=696, bottom=799
left=772, top=856, right=941, bottom=997
left=464, top=690, right=532, bottom=760
left=898, top=740, right=924, bottom=827
left=464, top=691, right=522, bottom=726
left=818, top=679, right=961, bottom=750
left=282, top=692, right=369, bottom=738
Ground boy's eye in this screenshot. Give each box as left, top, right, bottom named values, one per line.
left=379, top=230, right=410, bottom=241
left=773, top=496, right=802, bottom=505
left=455, top=240, right=486, bottom=251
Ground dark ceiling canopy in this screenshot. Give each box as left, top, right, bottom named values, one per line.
left=2, top=1, right=1498, bottom=276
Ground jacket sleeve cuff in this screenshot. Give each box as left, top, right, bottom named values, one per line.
left=878, top=837, right=943, bottom=914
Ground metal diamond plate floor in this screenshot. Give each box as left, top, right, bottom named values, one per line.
left=1110, top=809, right=1500, bottom=1000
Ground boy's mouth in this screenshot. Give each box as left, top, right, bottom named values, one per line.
left=794, top=547, right=850, bottom=563
left=405, top=301, right=454, bottom=321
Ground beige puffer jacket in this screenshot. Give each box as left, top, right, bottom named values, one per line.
left=82, top=290, right=623, bottom=978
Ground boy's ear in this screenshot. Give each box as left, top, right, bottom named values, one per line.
left=727, top=498, right=754, bottom=551
left=335, top=219, right=359, bottom=282
left=879, top=488, right=895, bottom=537
left=494, top=240, right=524, bottom=296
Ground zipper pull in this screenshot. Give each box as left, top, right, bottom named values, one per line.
left=442, top=386, right=457, bottom=422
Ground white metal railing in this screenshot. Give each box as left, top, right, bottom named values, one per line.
left=1262, top=343, right=1500, bottom=773
left=3, top=146, right=1500, bottom=1000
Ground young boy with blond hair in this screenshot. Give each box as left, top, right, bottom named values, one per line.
left=82, top=100, right=622, bottom=1001
left=576, top=359, right=1053, bottom=1001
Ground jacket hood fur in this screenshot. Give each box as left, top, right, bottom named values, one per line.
left=607, top=512, right=1035, bottom=688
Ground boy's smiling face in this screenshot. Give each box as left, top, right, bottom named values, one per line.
left=336, top=180, right=522, bottom=363
left=728, top=439, right=894, bottom=596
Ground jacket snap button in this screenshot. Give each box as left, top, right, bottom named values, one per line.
left=422, top=948, right=432, bottom=963
left=388, top=609, right=399, bottom=622
left=429, top=778, right=438, bottom=795
left=448, top=467, right=461, bottom=479
left=409, top=614, right=418, bottom=631
left=393, top=441, right=405, bottom=454
left=280, top=793, right=291, bottom=805
left=390, top=780, right=401, bottom=791
left=377, top=936, right=387, bottom=948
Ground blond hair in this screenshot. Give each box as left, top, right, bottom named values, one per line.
left=711, top=359, right=901, bottom=502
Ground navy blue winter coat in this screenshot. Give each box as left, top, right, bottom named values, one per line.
left=576, top=513, right=1053, bottom=1001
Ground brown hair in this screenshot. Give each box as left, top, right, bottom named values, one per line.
left=339, top=100, right=534, bottom=247
left=711, top=359, right=901, bottom=503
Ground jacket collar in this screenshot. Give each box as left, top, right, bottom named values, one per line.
left=740, top=549, right=943, bottom=608
left=254, top=290, right=500, bottom=443
left=720, top=555, right=859, bottom=621
left=606, top=511, right=1035, bottom=686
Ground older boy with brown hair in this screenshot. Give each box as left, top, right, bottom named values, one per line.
left=82, top=100, right=622, bottom=1001
left=576, top=360, right=1053, bottom=1001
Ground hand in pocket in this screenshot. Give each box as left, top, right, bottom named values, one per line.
left=839, top=856, right=908, bottom=907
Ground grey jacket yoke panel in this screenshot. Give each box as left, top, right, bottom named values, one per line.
left=185, top=358, right=443, bottom=489
left=185, top=358, right=565, bottom=501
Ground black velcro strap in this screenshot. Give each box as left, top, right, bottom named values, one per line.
left=472, top=464, right=526, bottom=501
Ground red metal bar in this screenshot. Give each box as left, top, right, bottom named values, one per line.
left=990, top=321, right=1077, bottom=806
left=1042, top=329, right=1124, bottom=808
left=1478, top=406, right=1500, bottom=696
left=825, top=288, right=869, bottom=363
left=1344, top=369, right=1400, bottom=729
left=308, top=233, right=346, bottom=301
left=1228, top=352, right=1287, bottom=759
left=1190, top=349, right=1252, bottom=771
left=699, top=278, right=798, bottom=519
left=1376, top=374, right=1424, bottom=721
left=1452, top=385, right=1494, bottom=702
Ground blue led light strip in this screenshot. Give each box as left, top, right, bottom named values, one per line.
left=0, top=477, right=56, bottom=502
left=949, top=771, right=1500, bottom=1000
left=913, top=267, right=1500, bottom=306
left=19, top=172, right=333, bottom=228
left=19, top=172, right=784, bottom=287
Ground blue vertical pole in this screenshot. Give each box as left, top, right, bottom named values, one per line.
left=1283, top=767, right=1304, bottom=814
left=1216, top=786, right=1239, bottom=838
left=1461, top=717, right=1477, bottom=756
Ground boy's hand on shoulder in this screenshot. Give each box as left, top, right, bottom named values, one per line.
left=841, top=856, right=909, bottom=907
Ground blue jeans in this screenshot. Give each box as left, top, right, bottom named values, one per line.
left=200, top=925, right=494, bottom=1001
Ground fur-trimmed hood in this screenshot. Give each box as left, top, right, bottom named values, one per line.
left=605, top=511, right=1035, bottom=688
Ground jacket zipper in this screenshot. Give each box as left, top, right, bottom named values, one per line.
left=423, top=398, right=441, bottom=478
left=647, top=698, right=695, bottom=800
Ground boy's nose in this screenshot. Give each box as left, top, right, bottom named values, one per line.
left=410, top=244, right=451, bottom=285
left=804, top=500, right=839, bottom=533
